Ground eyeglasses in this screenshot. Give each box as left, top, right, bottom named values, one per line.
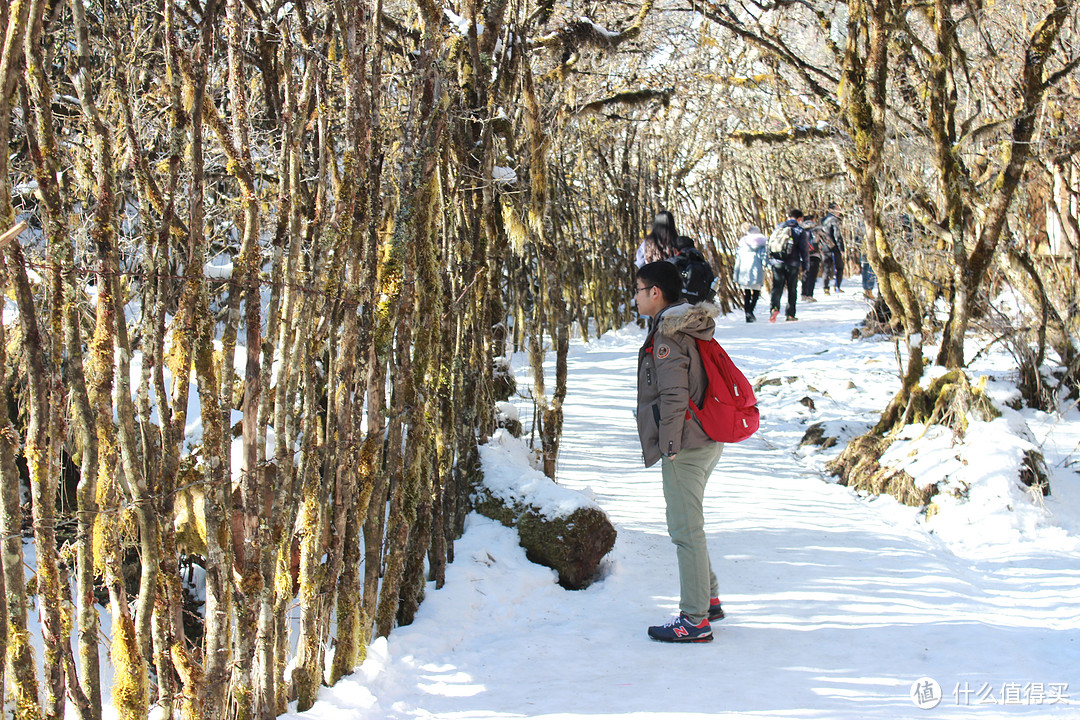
left=634, top=285, right=656, bottom=296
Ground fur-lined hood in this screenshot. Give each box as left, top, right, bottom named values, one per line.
left=653, top=301, right=719, bottom=340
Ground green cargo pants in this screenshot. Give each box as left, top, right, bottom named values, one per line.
left=661, top=441, right=724, bottom=624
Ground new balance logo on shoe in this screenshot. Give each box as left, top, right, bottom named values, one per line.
left=647, top=613, right=713, bottom=643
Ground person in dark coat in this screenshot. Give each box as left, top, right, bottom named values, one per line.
left=768, top=208, right=809, bottom=322
left=800, top=213, right=824, bottom=303
left=820, top=203, right=846, bottom=294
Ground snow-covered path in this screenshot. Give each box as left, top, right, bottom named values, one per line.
left=285, top=293, right=1079, bottom=720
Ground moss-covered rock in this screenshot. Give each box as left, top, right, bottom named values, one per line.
left=826, top=434, right=938, bottom=507
left=799, top=422, right=837, bottom=450
left=494, top=402, right=524, bottom=438
left=474, top=493, right=616, bottom=590
left=475, top=431, right=617, bottom=589
left=493, top=357, right=517, bottom=402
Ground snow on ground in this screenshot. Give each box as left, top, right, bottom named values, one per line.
left=282, top=290, right=1080, bottom=719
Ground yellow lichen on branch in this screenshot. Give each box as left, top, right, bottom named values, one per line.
left=110, top=614, right=148, bottom=720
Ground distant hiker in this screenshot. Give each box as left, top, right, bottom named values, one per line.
left=820, top=203, right=845, bottom=294
left=632, top=261, right=725, bottom=643
left=668, top=235, right=717, bottom=304
left=767, top=208, right=809, bottom=322
left=799, top=212, right=824, bottom=303
left=635, top=210, right=680, bottom=268
left=733, top=223, right=768, bottom=322
left=855, top=220, right=876, bottom=299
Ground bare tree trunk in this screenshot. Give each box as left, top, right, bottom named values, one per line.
left=18, top=3, right=71, bottom=715
left=0, top=234, right=40, bottom=720
left=842, top=0, right=931, bottom=429
left=998, top=245, right=1080, bottom=391
left=19, top=0, right=103, bottom=716
left=220, top=1, right=275, bottom=715
left=166, top=0, right=224, bottom=716
left=935, top=0, right=1071, bottom=368
left=0, top=1, right=31, bottom=223
left=290, top=329, right=326, bottom=710
left=397, top=201, right=445, bottom=625
left=328, top=0, right=381, bottom=683
left=361, top=345, right=388, bottom=628
left=5, top=240, right=68, bottom=720
left=1049, top=158, right=1080, bottom=264
left=127, top=7, right=196, bottom=713
left=59, top=96, right=103, bottom=720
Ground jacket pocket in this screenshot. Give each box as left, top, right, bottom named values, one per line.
left=651, top=403, right=661, bottom=426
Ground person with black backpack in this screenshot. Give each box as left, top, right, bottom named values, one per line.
left=820, top=203, right=845, bottom=294
left=667, top=236, right=716, bottom=304
left=799, top=213, right=825, bottom=303
left=766, top=208, right=810, bottom=322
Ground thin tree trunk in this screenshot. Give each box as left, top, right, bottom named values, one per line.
left=5, top=239, right=66, bottom=720
left=328, top=8, right=375, bottom=684
left=169, top=0, right=225, bottom=716
left=146, top=20, right=190, bottom=710
left=59, top=104, right=104, bottom=720
left=291, top=330, right=326, bottom=711
left=0, top=232, right=40, bottom=720
left=222, top=1, right=272, bottom=713
left=0, top=2, right=31, bottom=222
left=21, top=0, right=101, bottom=716
left=18, top=3, right=71, bottom=714
left=935, top=0, right=1071, bottom=368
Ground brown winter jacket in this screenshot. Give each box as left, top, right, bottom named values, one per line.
left=636, top=300, right=721, bottom=467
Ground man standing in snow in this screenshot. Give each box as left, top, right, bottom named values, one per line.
left=768, top=208, right=809, bottom=322
left=820, top=203, right=846, bottom=294
left=633, top=261, right=725, bottom=643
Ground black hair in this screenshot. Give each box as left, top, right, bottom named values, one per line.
left=675, top=235, right=696, bottom=250
left=636, top=261, right=683, bottom=303
left=788, top=208, right=803, bottom=219
left=642, top=210, right=679, bottom=263
left=652, top=210, right=677, bottom=235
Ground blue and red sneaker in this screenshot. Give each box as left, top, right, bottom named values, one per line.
left=708, top=597, right=725, bottom=622
left=647, top=613, right=713, bottom=643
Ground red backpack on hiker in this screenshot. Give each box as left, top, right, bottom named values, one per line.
left=688, top=338, right=759, bottom=443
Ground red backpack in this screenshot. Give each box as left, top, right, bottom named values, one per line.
left=688, top=338, right=759, bottom=443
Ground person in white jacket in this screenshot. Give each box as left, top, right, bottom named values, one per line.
left=732, top=223, right=768, bottom=322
